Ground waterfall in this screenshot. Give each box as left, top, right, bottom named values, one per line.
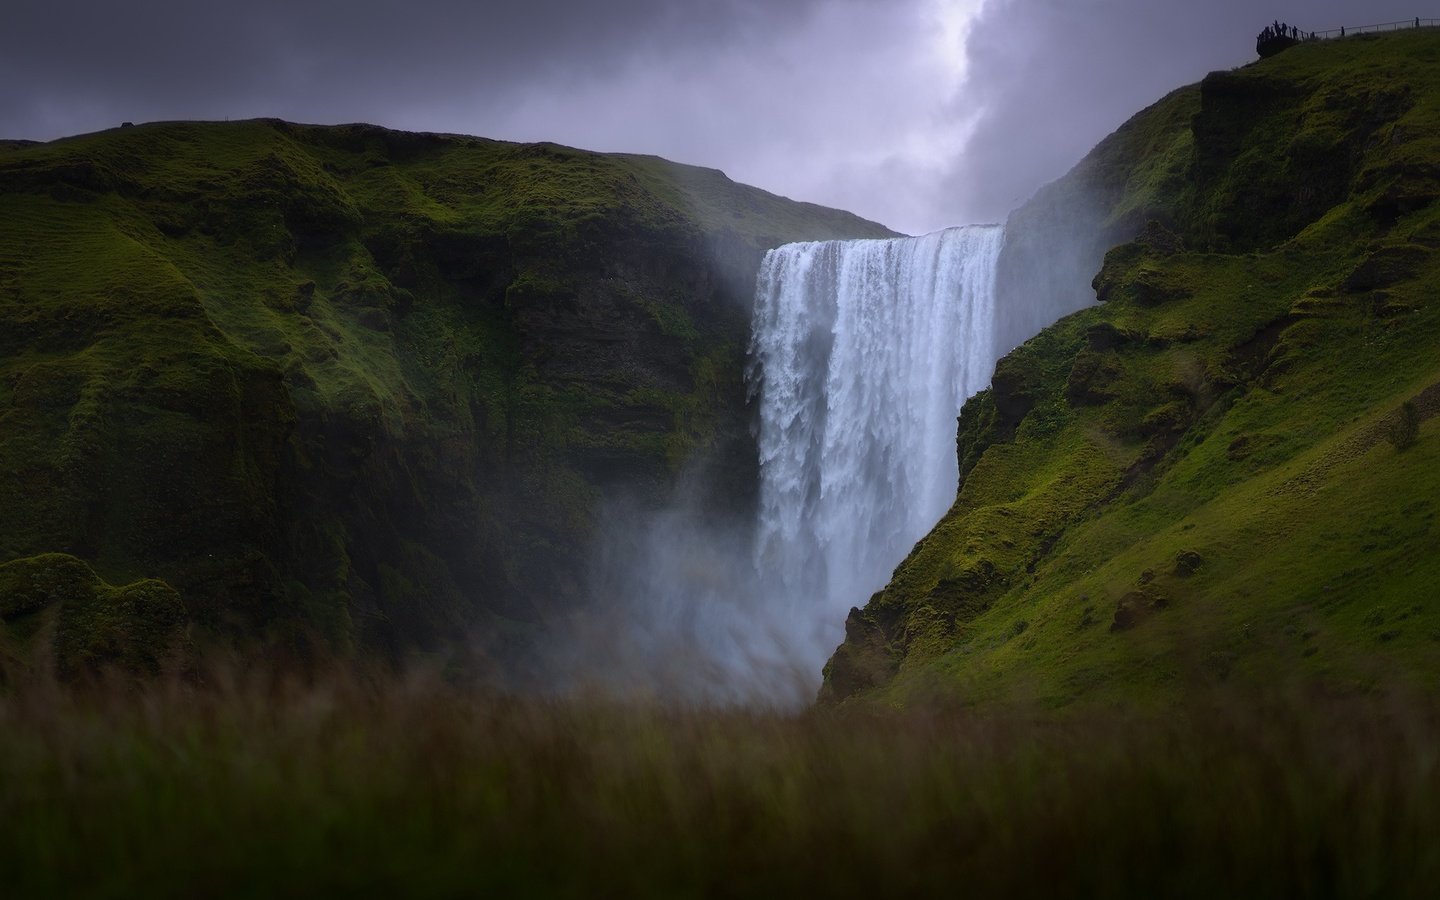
left=747, top=225, right=1005, bottom=657
left=570, top=225, right=1011, bottom=706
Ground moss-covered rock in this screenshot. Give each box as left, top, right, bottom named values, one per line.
left=0, top=119, right=892, bottom=668
left=824, top=30, right=1440, bottom=709
left=0, top=553, right=190, bottom=678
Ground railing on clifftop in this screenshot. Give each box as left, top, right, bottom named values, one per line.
left=1309, top=18, right=1440, bottom=39
left=1258, top=17, right=1440, bottom=58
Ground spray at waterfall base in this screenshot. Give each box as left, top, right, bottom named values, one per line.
left=560, top=226, right=1039, bottom=702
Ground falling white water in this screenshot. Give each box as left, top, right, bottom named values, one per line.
left=748, top=225, right=1005, bottom=661
left=570, top=225, right=1011, bottom=706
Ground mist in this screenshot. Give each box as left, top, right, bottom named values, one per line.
left=557, top=477, right=820, bottom=708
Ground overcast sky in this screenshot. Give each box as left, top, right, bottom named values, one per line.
left=2, top=0, right=1426, bottom=233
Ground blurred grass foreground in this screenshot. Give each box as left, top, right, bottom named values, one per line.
left=2, top=666, right=1438, bottom=898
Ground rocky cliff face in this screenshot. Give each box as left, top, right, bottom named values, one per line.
left=0, top=120, right=892, bottom=676
left=824, top=31, right=1440, bottom=707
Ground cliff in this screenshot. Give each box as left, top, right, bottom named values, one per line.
left=0, top=119, right=892, bottom=676
left=824, top=30, right=1440, bottom=707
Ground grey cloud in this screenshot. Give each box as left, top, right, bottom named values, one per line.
left=943, top=0, right=1426, bottom=224
left=2, top=0, right=835, bottom=137
left=3, top=0, right=1432, bottom=233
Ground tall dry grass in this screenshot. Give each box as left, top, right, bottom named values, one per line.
left=1, top=664, right=1437, bottom=897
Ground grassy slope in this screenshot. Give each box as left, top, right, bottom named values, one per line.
left=4, top=677, right=1439, bottom=898
left=825, top=31, right=1440, bottom=708
left=0, top=120, right=891, bottom=673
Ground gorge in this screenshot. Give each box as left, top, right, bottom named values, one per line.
left=6, top=24, right=1440, bottom=895
left=580, top=204, right=1114, bottom=702
left=581, top=226, right=1016, bottom=701
left=3, top=31, right=1439, bottom=714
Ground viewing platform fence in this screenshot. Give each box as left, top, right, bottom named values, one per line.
left=1308, top=18, right=1440, bottom=39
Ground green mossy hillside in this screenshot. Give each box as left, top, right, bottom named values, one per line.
left=0, top=119, right=892, bottom=667
left=825, top=31, right=1440, bottom=708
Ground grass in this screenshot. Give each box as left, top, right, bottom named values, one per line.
left=828, top=29, right=1440, bottom=708
left=1, top=671, right=1438, bottom=898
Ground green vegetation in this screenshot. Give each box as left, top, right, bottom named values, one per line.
left=1, top=672, right=1437, bottom=898
left=0, top=120, right=891, bottom=665
left=0, top=553, right=189, bottom=680
left=1389, top=400, right=1421, bottom=450
left=825, top=30, right=1440, bottom=708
